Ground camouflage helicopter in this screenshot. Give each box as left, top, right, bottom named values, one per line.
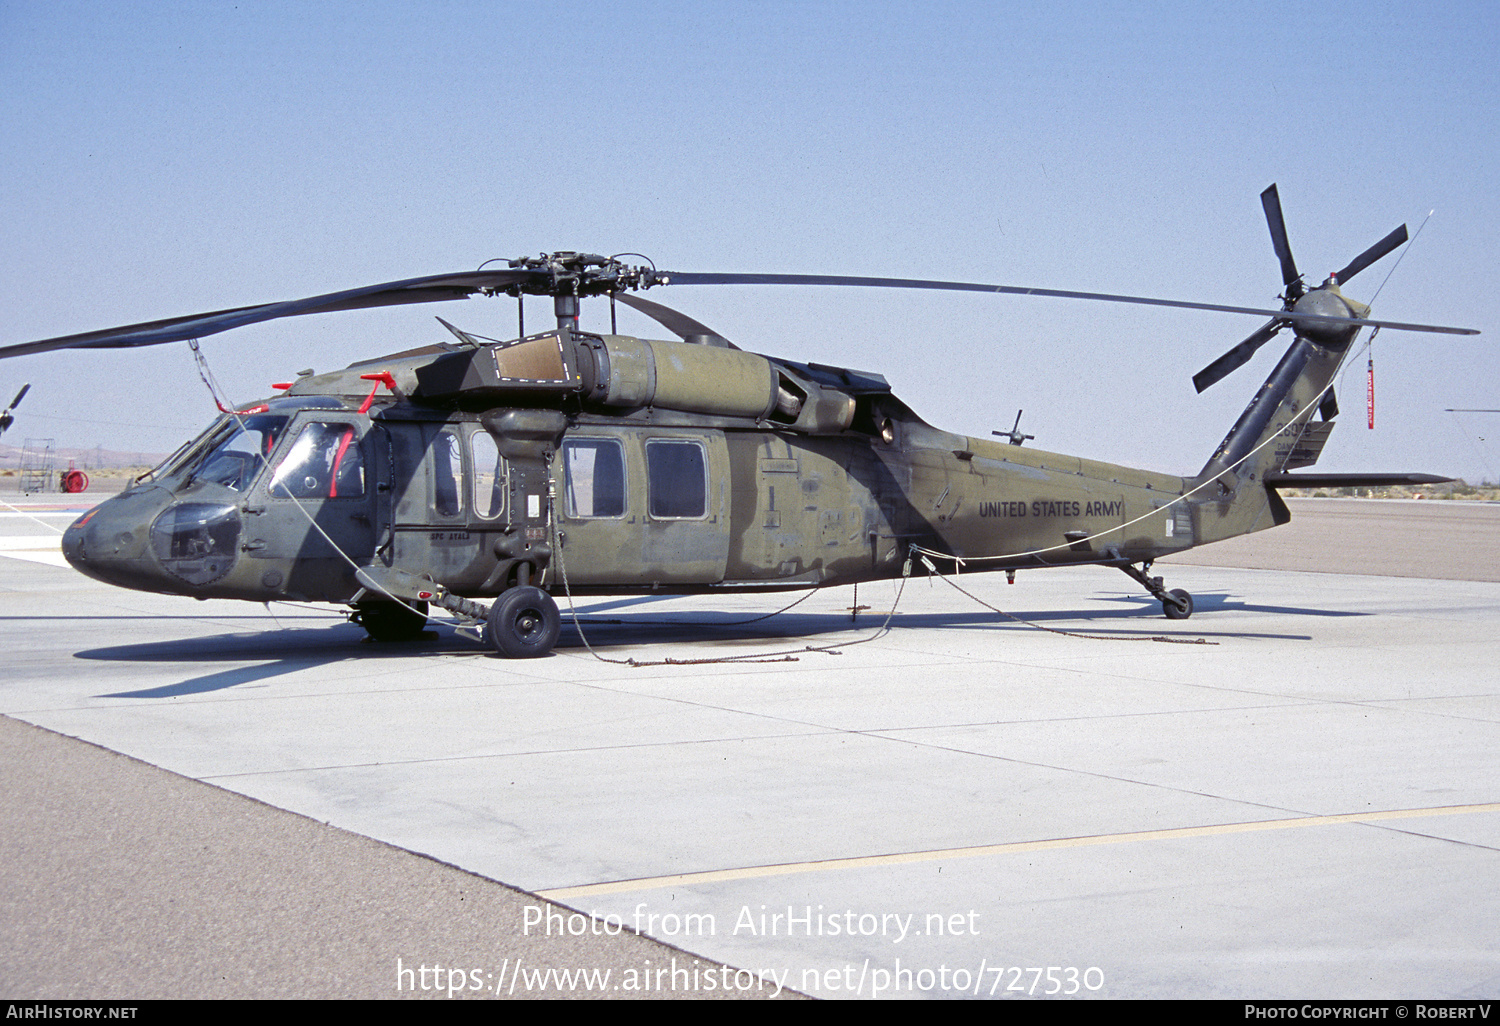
left=0, top=186, right=1478, bottom=657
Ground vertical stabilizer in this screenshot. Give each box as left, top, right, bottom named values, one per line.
left=1191, top=289, right=1366, bottom=545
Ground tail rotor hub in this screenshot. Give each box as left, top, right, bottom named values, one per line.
left=1290, top=286, right=1359, bottom=347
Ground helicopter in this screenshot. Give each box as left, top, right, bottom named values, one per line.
left=0, top=383, right=28, bottom=437
left=0, top=186, right=1478, bottom=658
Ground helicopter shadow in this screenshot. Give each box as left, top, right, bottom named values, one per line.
left=76, top=621, right=471, bottom=699
left=552, top=598, right=1319, bottom=651
left=1095, top=590, right=1369, bottom=619
left=69, top=587, right=1350, bottom=696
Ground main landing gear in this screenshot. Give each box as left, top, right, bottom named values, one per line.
left=350, top=568, right=562, bottom=657
left=1119, top=562, right=1194, bottom=620
left=486, top=585, right=561, bottom=658
left=354, top=598, right=430, bottom=642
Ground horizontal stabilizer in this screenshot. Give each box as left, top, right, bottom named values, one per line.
left=1282, top=420, right=1336, bottom=470
left=1264, top=472, right=1454, bottom=488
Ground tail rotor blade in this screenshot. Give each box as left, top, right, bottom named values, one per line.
left=1333, top=224, right=1408, bottom=285
left=5, top=383, right=29, bottom=412
left=1192, top=319, right=1285, bottom=393
left=1319, top=389, right=1339, bottom=422
left=1261, top=184, right=1301, bottom=295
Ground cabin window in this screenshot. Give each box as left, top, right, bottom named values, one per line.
left=471, top=431, right=505, bottom=519
left=646, top=439, right=707, bottom=519
left=434, top=429, right=464, bottom=517
left=563, top=439, right=625, bottom=518
left=268, top=422, right=365, bottom=499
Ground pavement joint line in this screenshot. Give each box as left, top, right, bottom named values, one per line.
left=196, top=727, right=862, bottom=780
left=535, top=801, right=1500, bottom=900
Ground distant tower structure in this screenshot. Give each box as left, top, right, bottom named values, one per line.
left=19, top=438, right=55, bottom=493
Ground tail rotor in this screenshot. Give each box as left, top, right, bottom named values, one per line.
left=1191, top=184, right=1412, bottom=394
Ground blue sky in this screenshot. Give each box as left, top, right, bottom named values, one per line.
left=3, top=0, right=1496, bottom=481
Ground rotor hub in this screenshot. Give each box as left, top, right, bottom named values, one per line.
left=500, top=252, right=659, bottom=298
left=1290, top=285, right=1365, bottom=347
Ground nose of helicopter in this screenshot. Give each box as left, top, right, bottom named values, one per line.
left=62, top=486, right=179, bottom=592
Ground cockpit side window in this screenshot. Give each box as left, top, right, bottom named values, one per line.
left=268, top=422, right=366, bottom=499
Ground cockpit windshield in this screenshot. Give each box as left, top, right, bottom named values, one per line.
left=187, top=412, right=291, bottom=492
left=145, top=399, right=347, bottom=492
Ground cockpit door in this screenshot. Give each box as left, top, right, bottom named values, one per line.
left=244, top=412, right=378, bottom=601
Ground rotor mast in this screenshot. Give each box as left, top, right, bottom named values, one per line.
left=500, top=252, right=654, bottom=340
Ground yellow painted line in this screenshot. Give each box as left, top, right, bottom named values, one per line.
left=537, top=802, right=1500, bottom=900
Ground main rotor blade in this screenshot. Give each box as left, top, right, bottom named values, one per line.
left=0, top=269, right=543, bottom=360
left=613, top=293, right=737, bottom=348
left=1192, top=319, right=1286, bottom=393
left=1261, top=184, right=1301, bottom=291
left=654, top=272, right=1477, bottom=337
left=1333, top=224, right=1408, bottom=285
left=3, top=257, right=1479, bottom=365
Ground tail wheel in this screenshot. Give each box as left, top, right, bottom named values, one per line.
left=487, top=586, right=560, bottom=658
left=356, top=599, right=429, bottom=642
left=1163, top=589, right=1193, bottom=620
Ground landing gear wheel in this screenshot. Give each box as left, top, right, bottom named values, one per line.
left=487, top=586, right=560, bottom=658
left=1163, top=589, right=1193, bottom=620
left=357, top=599, right=429, bottom=642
